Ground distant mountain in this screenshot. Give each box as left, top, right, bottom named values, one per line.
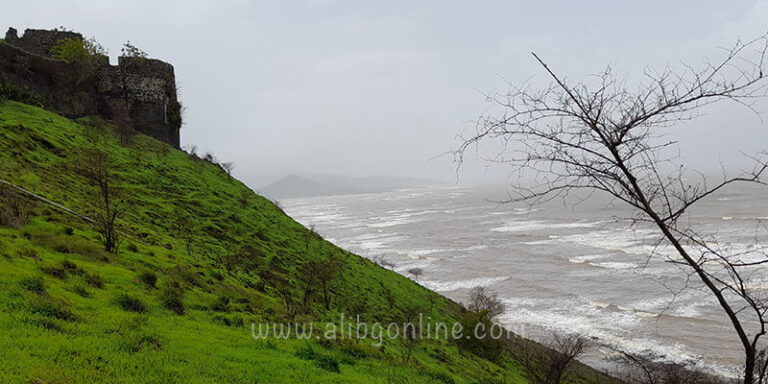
left=258, top=173, right=445, bottom=199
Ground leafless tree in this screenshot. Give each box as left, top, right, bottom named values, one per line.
left=209, top=244, right=261, bottom=275
left=455, top=35, right=768, bottom=384
left=298, top=260, right=318, bottom=307
left=373, top=255, right=395, bottom=268
left=522, top=333, right=589, bottom=384
left=610, top=349, right=731, bottom=384
left=467, top=286, right=505, bottom=319
left=383, top=287, right=397, bottom=309
left=185, top=145, right=198, bottom=158
left=117, top=124, right=136, bottom=146
left=278, top=287, right=299, bottom=321
left=221, top=162, right=235, bottom=181
left=174, top=209, right=195, bottom=256
left=76, top=149, right=125, bottom=253
left=408, top=268, right=424, bottom=278
left=314, top=251, right=343, bottom=310
left=398, top=305, right=424, bottom=364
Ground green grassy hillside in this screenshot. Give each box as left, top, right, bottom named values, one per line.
left=0, top=101, right=618, bottom=384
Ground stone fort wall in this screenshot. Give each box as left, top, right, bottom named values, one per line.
left=0, top=28, right=180, bottom=148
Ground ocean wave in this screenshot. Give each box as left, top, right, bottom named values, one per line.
left=496, top=296, right=723, bottom=375
left=490, top=220, right=604, bottom=233
left=569, top=255, right=608, bottom=264
left=420, top=276, right=509, bottom=292
left=367, top=218, right=416, bottom=228
left=394, top=259, right=436, bottom=274
left=590, top=262, right=637, bottom=270
left=625, top=293, right=710, bottom=318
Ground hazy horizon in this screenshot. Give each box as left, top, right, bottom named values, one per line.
left=2, top=0, right=767, bottom=189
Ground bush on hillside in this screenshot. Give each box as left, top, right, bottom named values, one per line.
left=138, top=271, right=157, bottom=289
left=114, top=294, right=146, bottom=313
left=19, top=277, right=45, bottom=293
left=0, top=82, right=44, bottom=107
left=84, top=271, right=105, bottom=288
left=0, top=184, right=33, bottom=228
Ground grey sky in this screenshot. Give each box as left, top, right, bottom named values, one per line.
left=2, top=1, right=767, bottom=187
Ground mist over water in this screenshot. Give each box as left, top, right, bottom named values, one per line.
left=284, top=184, right=768, bottom=377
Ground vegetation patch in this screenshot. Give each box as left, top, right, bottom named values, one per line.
left=18, top=277, right=45, bottom=293
left=113, top=294, right=146, bottom=313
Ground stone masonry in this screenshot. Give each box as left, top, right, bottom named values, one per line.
left=0, top=28, right=181, bottom=148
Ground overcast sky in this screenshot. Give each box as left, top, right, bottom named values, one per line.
left=2, top=1, right=767, bottom=187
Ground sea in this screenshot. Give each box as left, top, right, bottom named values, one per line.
left=282, top=183, right=768, bottom=377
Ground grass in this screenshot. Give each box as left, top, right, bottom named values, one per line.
left=0, top=101, right=621, bottom=383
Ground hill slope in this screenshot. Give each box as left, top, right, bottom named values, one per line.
left=0, top=101, right=618, bottom=383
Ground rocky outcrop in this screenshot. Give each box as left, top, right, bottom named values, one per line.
left=0, top=28, right=180, bottom=148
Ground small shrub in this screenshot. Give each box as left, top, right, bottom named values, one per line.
left=33, top=232, right=109, bottom=263
left=54, top=244, right=70, bottom=254
left=455, top=311, right=507, bottom=362
left=60, top=260, right=83, bottom=275
left=64, top=227, right=74, bottom=236
left=295, top=344, right=340, bottom=372
left=84, top=272, right=105, bottom=288
left=168, top=265, right=201, bottom=287
left=315, top=355, right=341, bottom=373
left=138, top=271, right=157, bottom=289
left=428, top=371, right=456, bottom=384
left=27, top=317, right=63, bottom=332
left=0, top=185, right=32, bottom=228
left=295, top=344, right=317, bottom=360
left=159, top=287, right=185, bottom=315
left=72, top=285, right=90, bottom=298
left=114, top=294, right=146, bottom=313
left=121, top=41, right=148, bottom=58
left=210, top=296, right=230, bottom=312
left=210, top=270, right=225, bottom=281
left=211, top=314, right=231, bottom=327
left=341, top=345, right=371, bottom=359
left=0, top=82, right=44, bottom=107
left=41, top=265, right=67, bottom=279
left=19, top=277, right=45, bottom=293
left=29, top=297, right=76, bottom=321
left=127, top=243, right=139, bottom=253
left=117, top=333, right=163, bottom=354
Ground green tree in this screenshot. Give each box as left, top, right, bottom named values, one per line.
left=121, top=41, right=147, bottom=58
left=50, top=37, right=108, bottom=81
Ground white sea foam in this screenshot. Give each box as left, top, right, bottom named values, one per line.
left=282, top=186, right=764, bottom=376
left=394, top=259, right=436, bottom=274
left=490, top=220, right=603, bottom=233
left=590, top=262, right=637, bottom=270
left=421, top=276, right=509, bottom=292
left=496, top=296, right=717, bottom=374
left=367, top=218, right=416, bottom=228
left=569, top=255, right=608, bottom=264
left=520, top=239, right=555, bottom=245
left=625, top=293, right=710, bottom=318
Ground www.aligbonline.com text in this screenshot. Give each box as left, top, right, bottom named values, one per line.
left=251, top=314, right=517, bottom=347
